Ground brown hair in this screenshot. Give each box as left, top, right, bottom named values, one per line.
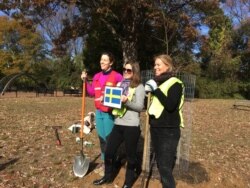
left=124, top=61, right=141, bottom=88
left=101, top=51, right=115, bottom=63
left=153, top=54, right=174, bottom=72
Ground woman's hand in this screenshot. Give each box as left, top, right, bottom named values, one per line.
left=121, top=95, right=128, bottom=103
left=81, top=71, right=87, bottom=80
left=100, top=95, right=104, bottom=103
left=145, top=79, right=157, bottom=92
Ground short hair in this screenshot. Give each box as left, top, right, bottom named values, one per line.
left=153, top=54, right=174, bottom=72
left=124, top=61, right=141, bottom=88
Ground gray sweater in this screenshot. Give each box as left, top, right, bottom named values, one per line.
left=114, top=84, right=145, bottom=126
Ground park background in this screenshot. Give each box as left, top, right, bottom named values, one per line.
left=0, top=1, right=249, bottom=188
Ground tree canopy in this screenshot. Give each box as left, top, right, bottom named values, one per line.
left=0, top=16, right=45, bottom=75
left=0, top=0, right=249, bottom=98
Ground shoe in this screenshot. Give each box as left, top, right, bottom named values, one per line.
left=92, top=176, right=112, bottom=185
left=122, top=184, right=131, bottom=188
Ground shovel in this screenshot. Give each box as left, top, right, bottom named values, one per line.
left=73, top=77, right=90, bottom=177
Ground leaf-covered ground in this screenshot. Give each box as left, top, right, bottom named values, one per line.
left=0, top=93, right=249, bottom=188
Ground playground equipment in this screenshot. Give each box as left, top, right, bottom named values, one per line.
left=0, top=72, right=52, bottom=97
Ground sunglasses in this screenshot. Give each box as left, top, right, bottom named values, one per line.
left=123, top=68, right=133, bottom=74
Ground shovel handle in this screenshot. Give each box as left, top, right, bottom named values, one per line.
left=80, top=77, right=86, bottom=140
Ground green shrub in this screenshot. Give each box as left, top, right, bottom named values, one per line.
left=195, top=77, right=247, bottom=99
left=239, top=82, right=250, bottom=99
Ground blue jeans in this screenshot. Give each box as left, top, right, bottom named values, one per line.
left=150, top=127, right=180, bottom=188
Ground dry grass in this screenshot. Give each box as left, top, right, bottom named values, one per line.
left=0, top=95, right=249, bottom=188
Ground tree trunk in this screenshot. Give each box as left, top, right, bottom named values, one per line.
left=121, top=40, right=138, bottom=64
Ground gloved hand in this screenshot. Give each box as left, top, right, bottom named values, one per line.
left=145, top=79, right=157, bottom=92
left=145, top=85, right=152, bottom=92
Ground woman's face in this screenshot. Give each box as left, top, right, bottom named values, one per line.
left=100, top=54, right=113, bottom=71
left=123, top=63, right=133, bottom=80
left=154, top=58, right=169, bottom=76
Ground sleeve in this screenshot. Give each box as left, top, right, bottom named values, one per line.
left=116, top=72, right=123, bottom=83
left=153, top=82, right=182, bottom=112
left=86, top=74, right=98, bottom=97
left=125, top=84, right=145, bottom=112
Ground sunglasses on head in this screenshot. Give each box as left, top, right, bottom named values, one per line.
left=123, top=68, right=132, bottom=74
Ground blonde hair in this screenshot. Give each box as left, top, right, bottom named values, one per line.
left=154, top=54, right=174, bottom=72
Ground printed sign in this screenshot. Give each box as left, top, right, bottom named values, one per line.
left=103, top=86, right=123, bottom=109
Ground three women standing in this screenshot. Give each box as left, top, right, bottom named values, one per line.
left=81, top=53, right=184, bottom=188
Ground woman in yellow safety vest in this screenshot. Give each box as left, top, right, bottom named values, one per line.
left=145, top=54, right=184, bottom=188
left=93, top=61, right=145, bottom=188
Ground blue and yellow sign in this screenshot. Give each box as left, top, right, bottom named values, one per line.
left=104, top=86, right=123, bottom=109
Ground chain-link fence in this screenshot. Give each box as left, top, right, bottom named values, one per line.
left=141, top=70, right=196, bottom=179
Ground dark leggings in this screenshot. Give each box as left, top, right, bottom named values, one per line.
left=150, top=127, right=180, bottom=188
left=105, top=124, right=141, bottom=186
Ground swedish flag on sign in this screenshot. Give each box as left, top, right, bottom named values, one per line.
left=104, top=86, right=123, bottom=109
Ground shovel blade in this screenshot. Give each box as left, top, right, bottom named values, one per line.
left=73, top=154, right=90, bottom=178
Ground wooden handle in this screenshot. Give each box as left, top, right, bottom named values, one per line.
left=80, top=78, right=86, bottom=139
left=142, top=92, right=151, bottom=171
left=141, top=92, right=151, bottom=188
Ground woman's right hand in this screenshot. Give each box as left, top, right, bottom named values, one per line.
left=121, top=95, right=128, bottom=103
left=81, top=71, right=87, bottom=80
left=145, top=79, right=157, bottom=92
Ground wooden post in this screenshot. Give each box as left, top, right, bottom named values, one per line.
left=141, top=92, right=151, bottom=188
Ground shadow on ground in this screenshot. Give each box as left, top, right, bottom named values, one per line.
left=174, top=160, right=210, bottom=184
left=0, top=158, right=19, bottom=171
left=143, top=158, right=210, bottom=186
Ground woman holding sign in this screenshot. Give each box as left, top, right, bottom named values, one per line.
left=93, top=61, right=145, bottom=188
left=81, top=52, right=122, bottom=175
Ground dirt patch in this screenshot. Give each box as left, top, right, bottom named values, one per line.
left=0, top=95, right=249, bottom=188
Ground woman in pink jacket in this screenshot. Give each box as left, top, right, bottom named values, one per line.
left=81, top=52, right=123, bottom=174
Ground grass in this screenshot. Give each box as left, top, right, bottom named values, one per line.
left=0, top=96, right=249, bottom=188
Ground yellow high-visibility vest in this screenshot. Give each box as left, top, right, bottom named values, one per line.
left=148, top=77, right=185, bottom=128
left=112, top=87, right=136, bottom=118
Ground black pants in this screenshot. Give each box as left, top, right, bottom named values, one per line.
left=105, top=124, right=141, bottom=186
left=150, top=127, right=180, bottom=188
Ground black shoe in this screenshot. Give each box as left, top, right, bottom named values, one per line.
left=93, top=176, right=112, bottom=185
left=122, top=184, right=131, bottom=188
